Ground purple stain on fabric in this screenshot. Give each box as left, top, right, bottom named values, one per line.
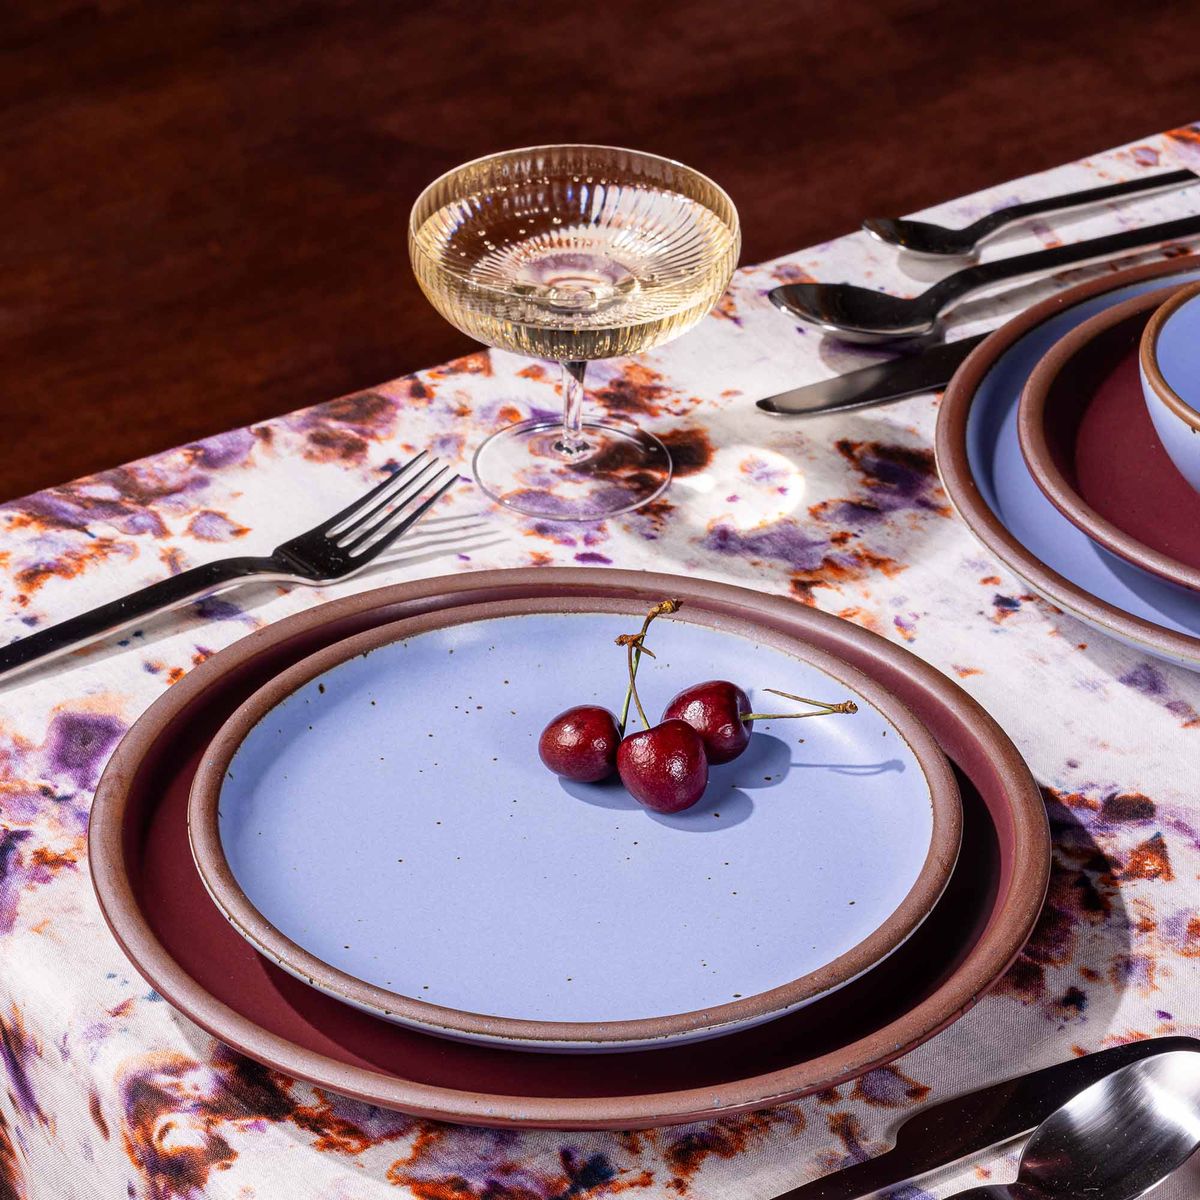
left=574, top=552, right=611, bottom=564
left=1118, top=662, right=1169, bottom=696
left=432, top=433, right=464, bottom=458
left=187, top=511, right=245, bottom=542
left=0, top=830, right=33, bottom=935
left=1111, top=953, right=1155, bottom=989
left=817, top=440, right=948, bottom=525
left=194, top=597, right=243, bottom=622
left=1057, top=986, right=1087, bottom=1015
left=45, top=712, right=127, bottom=791
left=854, top=1065, right=930, bottom=1107
left=187, top=429, right=256, bottom=470
left=703, top=519, right=829, bottom=570
left=117, top=510, right=169, bottom=537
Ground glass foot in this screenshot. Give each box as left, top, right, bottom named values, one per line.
left=472, top=418, right=672, bottom=521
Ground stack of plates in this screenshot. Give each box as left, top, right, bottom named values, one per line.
left=938, top=256, right=1200, bottom=670
left=91, top=569, right=1049, bottom=1129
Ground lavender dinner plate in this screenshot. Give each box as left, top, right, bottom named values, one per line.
left=190, top=596, right=961, bottom=1053
left=939, top=257, right=1200, bottom=670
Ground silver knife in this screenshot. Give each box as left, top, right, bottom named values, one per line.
left=756, top=333, right=988, bottom=416
left=773, top=1035, right=1200, bottom=1200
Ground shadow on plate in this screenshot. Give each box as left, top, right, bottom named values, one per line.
left=560, top=733, right=904, bottom=830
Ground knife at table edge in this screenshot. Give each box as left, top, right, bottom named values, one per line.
left=756, top=332, right=989, bottom=416
left=772, top=1035, right=1200, bottom=1200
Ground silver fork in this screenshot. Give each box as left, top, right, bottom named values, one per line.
left=0, top=451, right=458, bottom=679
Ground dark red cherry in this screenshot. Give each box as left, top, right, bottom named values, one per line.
left=539, top=705, right=620, bottom=782
left=662, top=679, right=752, bottom=764
left=616, top=719, right=709, bottom=813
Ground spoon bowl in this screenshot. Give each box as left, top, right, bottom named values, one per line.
left=864, top=216, right=981, bottom=258
left=769, top=213, right=1200, bottom=345
left=952, top=1050, right=1200, bottom=1200
left=769, top=282, right=939, bottom=342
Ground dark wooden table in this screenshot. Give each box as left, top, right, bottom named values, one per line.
left=4, top=0, right=1198, bottom=500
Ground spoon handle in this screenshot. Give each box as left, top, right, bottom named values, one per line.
left=964, top=168, right=1197, bottom=241
left=925, top=212, right=1200, bottom=313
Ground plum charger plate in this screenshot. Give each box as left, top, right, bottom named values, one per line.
left=189, top=597, right=962, bottom=1052
left=938, top=256, right=1200, bottom=669
left=90, top=568, right=1049, bottom=1129
left=1018, top=284, right=1200, bottom=594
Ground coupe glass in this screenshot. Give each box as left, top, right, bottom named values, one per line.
left=409, top=145, right=740, bottom=520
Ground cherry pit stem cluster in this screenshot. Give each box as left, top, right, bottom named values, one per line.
left=539, top=599, right=858, bottom=814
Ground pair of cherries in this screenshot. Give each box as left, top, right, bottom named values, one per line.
left=538, top=599, right=857, bottom=814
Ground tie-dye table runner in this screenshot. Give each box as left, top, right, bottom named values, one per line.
left=4, top=126, right=1200, bottom=1199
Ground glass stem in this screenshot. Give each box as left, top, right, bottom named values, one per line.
left=555, top=360, right=589, bottom=458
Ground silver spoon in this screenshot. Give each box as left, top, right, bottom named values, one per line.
left=863, top=168, right=1198, bottom=258
left=947, top=1050, right=1200, bottom=1200
left=769, top=212, right=1200, bottom=343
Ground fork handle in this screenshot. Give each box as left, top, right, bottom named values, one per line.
left=925, top=212, right=1200, bottom=312
left=0, top=555, right=277, bottom=680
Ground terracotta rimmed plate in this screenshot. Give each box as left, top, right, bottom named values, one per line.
left=937, top=256, right=1200, bottom=670
left=1019, top=285, right=1200, bottom=594
left=90, top=568, right=1047, bottom=1129
left=189, top=598, right=962, bottom=1052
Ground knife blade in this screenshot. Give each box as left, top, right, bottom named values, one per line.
left=756, top=332, right=988, bottom=416
left=772, top=1035, right=1200, bottom=1200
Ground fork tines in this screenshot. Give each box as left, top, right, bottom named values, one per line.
left=325, top=452, right=458, bottom=557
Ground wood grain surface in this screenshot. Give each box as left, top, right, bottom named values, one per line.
left=3, top=0, right=1198, bottom=499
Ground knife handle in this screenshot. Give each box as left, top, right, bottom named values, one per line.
left=757, top=333, right=987, bottom=417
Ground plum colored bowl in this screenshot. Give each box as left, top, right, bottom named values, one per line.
left=1141, top=280, right=1200, bottom=492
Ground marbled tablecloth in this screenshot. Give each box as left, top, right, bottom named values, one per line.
left=5, top=127, right=1200, bottom=1200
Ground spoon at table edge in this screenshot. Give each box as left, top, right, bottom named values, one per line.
left=861, top=167, right=1199, bottom=258
left=944, top=1049, right=1200, bottom=1200
left=769, top=211, right=1200, bottom=343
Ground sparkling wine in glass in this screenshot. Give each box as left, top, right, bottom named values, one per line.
left=409, top=145, right=740, bottom=520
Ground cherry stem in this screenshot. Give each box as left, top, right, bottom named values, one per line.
left=615, top=598, right=680, bottom=734
left=740, top=689, right=858, bottom=722
left=625, top=640, right=649, bottom=729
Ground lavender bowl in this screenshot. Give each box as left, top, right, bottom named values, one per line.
left=1141, top=281, right=1200, bottom=492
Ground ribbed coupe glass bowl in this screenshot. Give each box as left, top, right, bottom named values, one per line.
left=409, top=145, right=739, bottom=520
